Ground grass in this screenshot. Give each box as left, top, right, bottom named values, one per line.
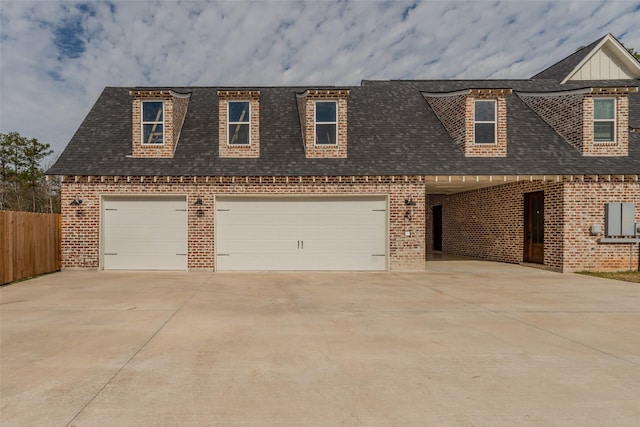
left=578, top=270, right=640, bottom=284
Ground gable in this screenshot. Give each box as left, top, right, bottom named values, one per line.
left=562, top=34, right=640, bottom=83
left=568, top=44, right=638, bottom=81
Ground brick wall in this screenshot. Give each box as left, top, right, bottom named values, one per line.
left=562, top=180, right=639, bottom=271
left=172, top=94, right=190, bottom=148
left=519, top=92, right=584, bottom=152
left=218, top=91, right=261, bottom=158
left=424, top=94, right=466, bottom=151
left=61, top=176, right=639, bottom=273
left=298, top=90, right=349, bottom=158
left=60, top=176, right=425, bottom=271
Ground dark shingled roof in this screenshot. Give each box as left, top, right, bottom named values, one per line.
left=531, top=35, right=605, bottom=81
left=47, top=78, right=640, bottom=177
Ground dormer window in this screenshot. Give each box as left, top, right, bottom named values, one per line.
left=296, top=89, right=348, bottom=158
left=474, top=100, right=496, bottom=144
left=142, top=101, right=164, bottom=144
left=217, top=91, right=260, bottom=158
left=228, top=101, right=250, bottom=145
left=315, top=101, right=337, bottom=145
left=593, top=98, right=615, bottom=142
left=130, top=90, right=190, bottom=158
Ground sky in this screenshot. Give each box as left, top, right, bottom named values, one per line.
left=1, top=0, right=639, bottom=163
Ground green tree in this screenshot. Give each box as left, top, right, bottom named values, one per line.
left=0, top=132, right=58, bottom=213
left=627, top=47, right=640, bottom=61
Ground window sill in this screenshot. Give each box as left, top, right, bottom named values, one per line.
left=598, top=237, right=640, bottom=243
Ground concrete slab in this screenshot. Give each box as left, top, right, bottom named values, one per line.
left=1, top=261, right=639, bottom=426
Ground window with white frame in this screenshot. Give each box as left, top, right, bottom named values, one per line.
left=142, top=101, right=164, bottom=144
left=315, top=101, right=337, bottom=145
left=593, top=98, right=616, bottom=142
left=474, top=100, right=496, bottom=144
left=228, top=101, right=250, bottom=145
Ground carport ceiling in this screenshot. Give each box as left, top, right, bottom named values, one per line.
left=424, top=174, right=639, bottom=195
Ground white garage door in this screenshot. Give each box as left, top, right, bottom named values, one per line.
left=103, top=196, right=187, bottom=270
left=216, top=196, right=387, bottom=271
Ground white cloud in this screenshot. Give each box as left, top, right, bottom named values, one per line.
left=0, top=0, right=639, bottom=159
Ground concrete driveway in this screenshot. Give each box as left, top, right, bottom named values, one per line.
left=1, top=260, right=639, bottom=426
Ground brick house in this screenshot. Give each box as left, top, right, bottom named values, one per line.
left=48, top=33, right=640, bottom=272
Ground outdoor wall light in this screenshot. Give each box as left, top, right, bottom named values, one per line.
left=69, top=198, right=83, bottom=206
left=194, top=198, right=203, bottom=205
left=404, top=196, right=416, bottom=206
left=196, top=209, right=204, bottom=217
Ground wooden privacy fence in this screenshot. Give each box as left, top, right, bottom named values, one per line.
left=1, top=211, right=61, bottom=285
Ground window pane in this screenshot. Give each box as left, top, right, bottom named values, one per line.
left=594, top=99, right=614, bottom=120
left=316, top=124, right=336, bottom=144
left=475, top=123, right=495, bottom=144
left=594, top=122, right=614, bottom=141
left=474, top=100, right=495, bottom=121
left=143, top=101, right=163, bottom=122
left=143, top=124, right=163, bottom=144
left=229, top=102, right=250, bottom=123
left=229, top=123, right=249, bottom=144
left=316, top=102, right=336, bottom=122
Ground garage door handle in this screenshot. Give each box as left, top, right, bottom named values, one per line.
left=176, top=253, right=187, bottom=256
left=372, top=254, right=385, bottom=256
left=104, top=253, right=117, bottom=256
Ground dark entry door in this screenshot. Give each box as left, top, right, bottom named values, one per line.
left=524, top=192, right=544, bottom=264
left=432, top=205, right=443, bottom=252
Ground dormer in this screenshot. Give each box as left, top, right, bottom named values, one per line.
left=218, top=90, right=260, bottom=158
left=130, top=90, right=190, bottom=158
left=518, top=86, right=637, bottom=156
left=296, top=89, right=349, bottom=158
left=423, top=88, right=511, bottom=157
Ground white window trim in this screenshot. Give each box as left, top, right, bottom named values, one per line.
left=141, top=100, right=165, bottom=145
left=314, top=100, right=338, bottom=146
left=593, top=97, right=616, bottom=143
left=474, top=99, right=497, bottom=145
left=227, top=100, right=251, bottom=145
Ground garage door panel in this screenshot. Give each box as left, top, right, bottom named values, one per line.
left=105, top=253, right=187, bottom=270
left=297, top=254, right=386, bottom=271
left=303, top=237, right=385, bottom=254
left=216, top=253, right=298, bottom=271
left=219, top=239, right=298, bottom=254
left=216, top=224, right=298, bottom=242
left=216, top=197, right=387, bottom=271
left=220, top=211, right=299, bottom=226
left=103, top=197, right=187, bottom=270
